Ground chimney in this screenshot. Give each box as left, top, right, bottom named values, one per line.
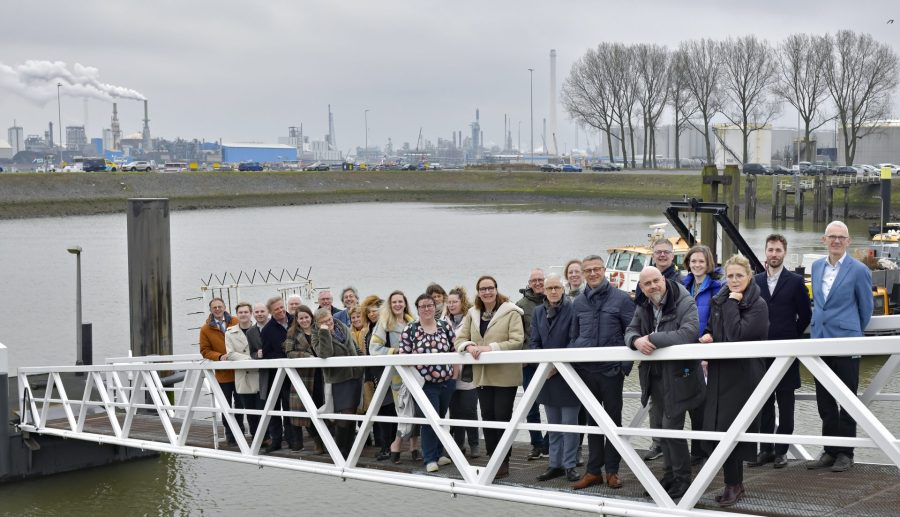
left=142, top=100, right=151, bottom=151
left=549, top=49, right=558, bottom=155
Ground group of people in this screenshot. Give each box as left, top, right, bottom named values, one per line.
left=198, top=220, right=872, bottom=508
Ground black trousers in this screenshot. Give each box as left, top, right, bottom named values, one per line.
left=759, top=388, right=795, bottom=455
left=218, top=381, right=245, bottom=441
left=723, top=454, right=744, bottom=485
left=579, top=369, right=624, bottom=476
left=237, top=392, right=262, bottom=437
left=449, top=388, right=479, bottom=448
left=815, top=356, right=860, bottom=458
left=478, top=386, right=517, bottom=462
left=264, top=370, right=295, bottom=445
left=376, top=402, right=397, bottom=449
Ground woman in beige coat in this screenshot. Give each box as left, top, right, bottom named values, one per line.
left=455, top=275, right=524, bottom=478
left=224, top=302, right=261, bottom=438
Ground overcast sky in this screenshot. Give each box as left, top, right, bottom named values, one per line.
left=2, top=1, right=899, bottom=153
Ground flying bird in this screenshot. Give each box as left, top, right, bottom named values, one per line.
left=889, top=19, right=895, bottom=24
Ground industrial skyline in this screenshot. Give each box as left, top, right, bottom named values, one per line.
left=1, top=1, right=899, bottom=154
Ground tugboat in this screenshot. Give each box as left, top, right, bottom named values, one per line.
left=605, top=223, right=691, bottom=294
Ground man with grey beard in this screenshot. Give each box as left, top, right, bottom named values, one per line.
left=625, top=266, right=703, bottom=499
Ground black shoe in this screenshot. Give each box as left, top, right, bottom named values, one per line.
left=667, top=480, right=690, bottom=499
left=289, top=441, right=303, bottom=452
left=376, top=449, right=391, bottom=461
left=773, top=454, right=787, bottom=468
left=690, top=455, right=705, bottom=466
left=643, top=476, right=673, bottom=497
left=565, top=468, right=581, bottom=482
left=390, top=451, right=401, bottom=464
left=265, top=441, right=282, bottom=453
left=410, top=449, right=421, bottom=462
left=807, top=452, right=836, bottom=470
left=527, top=446, right=543, bottom=460
left=748, top=451, right=775, bottom=467
left=536, top=467, right=565, bottom=481
left=831, top=453, right=853, bottom=472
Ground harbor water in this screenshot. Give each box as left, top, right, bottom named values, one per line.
left=0, top=202, right=896, bottom=515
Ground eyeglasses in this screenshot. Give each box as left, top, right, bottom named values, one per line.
left=528, top=278, right=545, bottom=284
left=545, top=286, right=564, bottom=292
left=653, top=250, right=673, bottom=256
left=825, top=235, right=848, bottom=241
left=583, top=267, right=604, bottom=274
left=417, top=304, right=435, bottom=310
left=478, top=286, right=496, bottom=292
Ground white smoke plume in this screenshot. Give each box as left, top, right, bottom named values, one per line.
left=0, top=60, right=146, bottom=105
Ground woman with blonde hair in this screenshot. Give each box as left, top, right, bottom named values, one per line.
left=699, top=254, right=768, bottom=507
left=370, top=290, right=419, bottom=463
left=443, top=286, right=480, bottom=457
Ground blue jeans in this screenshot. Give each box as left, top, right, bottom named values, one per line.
left=522, top=364, right=548, bottom=449
left=545, top=405, right=580, bottom=468
left=422, top=379, right=456, bottom=464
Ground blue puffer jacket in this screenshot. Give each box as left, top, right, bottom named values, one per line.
left=683, top=270, right=722, bottom=337
left=568, top=279, right=636, bottom=375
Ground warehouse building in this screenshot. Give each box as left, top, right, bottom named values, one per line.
left=221, top=143, right=297, bottom=164
left=838, top=121, right=900, bottom=165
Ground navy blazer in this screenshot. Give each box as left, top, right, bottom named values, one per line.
left=530, top=298, right=578, bottom=407
left=810, top=255, right=872, bottom=339
left=754, top=269, right=812, bottom=390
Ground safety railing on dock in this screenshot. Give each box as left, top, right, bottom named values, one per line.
left=15, top=318, right=900, bottom=517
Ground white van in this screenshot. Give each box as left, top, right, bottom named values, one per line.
left=163, top=162, right=188, bottom=172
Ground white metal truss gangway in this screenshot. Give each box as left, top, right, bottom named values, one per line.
left=12, top=316, right=900, bottom=517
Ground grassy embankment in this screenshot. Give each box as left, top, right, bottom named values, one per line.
left=0, top=170, right=893, bottom=219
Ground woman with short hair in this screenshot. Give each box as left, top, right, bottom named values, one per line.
left=311, top=308, right=365, bottom=459
left=699, top=255, right=768, bottom=507
left=455, top=275, right=525, bottom=479
left=564, top=259, right=585, bottom=299
left=399, top=293, right=458, bottom=472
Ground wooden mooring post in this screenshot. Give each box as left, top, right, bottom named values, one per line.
left=744, top=175, right=757, bottom=221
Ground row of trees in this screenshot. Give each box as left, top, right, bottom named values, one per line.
left=561, top=31, right=900, bottom=168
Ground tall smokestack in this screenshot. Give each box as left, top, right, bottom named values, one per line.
left=549, top=49, right=558, bottom=155
left=48, top=122, right=54, bottom=148
left=111, top=102, right=121, bottom=151
left=83, top=98, right=89, bottom=138
left=142, top=100, right=151, bottom=151
left=327, top=104, right=336, bottom=150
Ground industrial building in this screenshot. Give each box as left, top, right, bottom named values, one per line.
left=221, top=143, right=298, bottom=164
left=838, top=121, right=900, bottom=165
left=0, top=140, right=12, bottom=160
left=713, top=124, right=772, bottom=167
left=7, top=126, right=23, bottom=155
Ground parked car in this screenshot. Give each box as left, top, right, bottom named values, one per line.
left=834, top=166, right=858, bottom=176
left=806, top=164, right=828, bottom=176
left=540, top=164, right=560, bottom=172
left=743, top=163, right=768, bottom=175
left=238, top=161, right=263, bottom=171
left=561, top=164, right=583, bottom=172
left=772, top=165, right=792, bottom=175
left=854, top=164, right=878, bottom=176
left=124, top=161, right=153, bottom=172
left=62, top=163, right=83, bottom=172
left=82, top=158, right=107, bottom=172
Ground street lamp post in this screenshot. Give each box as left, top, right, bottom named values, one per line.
left=364, top=109, right=370, bottom=164
left=67, top=245, right=83, bottom=366
left=57, top=82, right=63, bottom=165
left=528, top=68, right=534, bottom=166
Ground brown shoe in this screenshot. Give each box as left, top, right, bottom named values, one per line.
left=572, top=472, right=604, bottom=490
left=495, top=460, right=510, bottom=479
left=715, top=484, right=745, bottom=507
left=606, top=473, right=623, bottom=489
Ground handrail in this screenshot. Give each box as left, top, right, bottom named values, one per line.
left=14, top=321, right=900, bottom=516
left=0, top=341, right=7, bottom=376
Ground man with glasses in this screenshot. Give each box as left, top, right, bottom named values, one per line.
left=570, top=255, right=635, bottom=490
left=807, top=221, right=872, bottom=472
left=636, top=238, right=682, bottom=461
left=516, top=268, right=549, bottom=460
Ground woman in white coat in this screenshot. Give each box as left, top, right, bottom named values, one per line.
left=224, top=302, right=261, bottom=438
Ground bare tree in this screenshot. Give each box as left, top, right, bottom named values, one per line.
left=669, top=48, right=698, bottom=169
left=720, top=35, right=780, bottom=165
left=635, top=44, right=670, bottom=168
left=602, top=43, right=637, bottom=167
left=772, top=33, right=831, bottom=163
left=679, top=39, right=723, bottom=165
left=561, top=46, right=622, bottom=163
left=823, top=30, right=900, bottom=165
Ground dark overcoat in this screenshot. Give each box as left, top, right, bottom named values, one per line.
left=754, top=269, right=811, bottom=391
left=702, top=281, right=769, bottom=460
left=530, top=297, right=578, bottom=407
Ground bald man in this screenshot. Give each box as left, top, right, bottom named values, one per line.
left=625, top=266, right=702, bottom=499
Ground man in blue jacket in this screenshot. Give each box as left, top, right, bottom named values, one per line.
left=807, top=221, right=872, bottom=472
left=750, top=234, right=811, bottom=469
left=569, top=254, right=635, bottom=490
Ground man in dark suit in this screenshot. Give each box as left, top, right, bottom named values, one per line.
left=807, top=221, right=873, bottom=472
left=750, top=234, right=811, bottom=468
left=260, top=296, right=295, bottom=452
